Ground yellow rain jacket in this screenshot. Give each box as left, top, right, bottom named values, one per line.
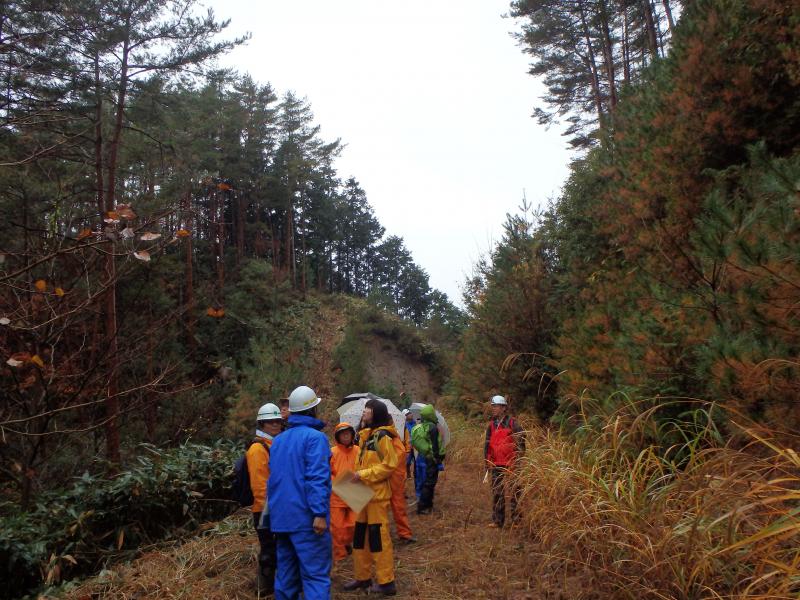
left=355, top=425, right=398, bottom=501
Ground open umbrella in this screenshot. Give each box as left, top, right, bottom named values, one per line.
left=408, top=403, right=450, bottom=448
left=337, top=396, right=405, bottom=433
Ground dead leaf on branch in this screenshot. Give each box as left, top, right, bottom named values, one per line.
left=0, top=317, right=10, bottom=326
left=133, top=250, right=151, bottom=262
left=176, top=229, right=191, bottom=238
left=121, top=227, right=135, bottom=239
left=206, top=307, right=225, bottom=318
left=140, top=232, right=161, bottom=241
left=34, top=279, right=47, bottom=292
left=77, top=228, right=93, bottom=240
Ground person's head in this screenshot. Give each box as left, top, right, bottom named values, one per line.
left=257, top=402, right=283, bottom=437
left=288, top=385, right=321, bottom=416
left=490, top=394, right=507, bottom=418
left=363, top=398, right=392, bottom=428
left=403, top=408, right=413, bottom=423
left=278, top=397, right=290, bottom=420
left=334, top=422, right=356, bottom=447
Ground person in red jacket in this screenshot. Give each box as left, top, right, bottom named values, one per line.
left=484, top=395, right=525, bottom=528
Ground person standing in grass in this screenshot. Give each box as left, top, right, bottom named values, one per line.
left=268, top=385, right=332, bottom=600
left=248, top=402, right=283, bottom=594
left=484, top=395, right=525, bottom=528
left=343, top=399, right=399, bottom=596
left=330, top=422, right=358, bottom=562
left=413, top=404, right=445, bottom=515
left=388, top=419, right=416, bottom=544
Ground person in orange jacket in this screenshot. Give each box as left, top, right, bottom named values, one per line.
left=330, top=422, right=358, bottom=562
left=343, top=399, right=399, bottom=596
left=247, top=402, right=283, bottom=594
left=388, top=421, right=415, bottom=543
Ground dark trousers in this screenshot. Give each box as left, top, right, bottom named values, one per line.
left=253, top=513, right=276, bottom=592
left=491, top=467, right=519, bottom=526
left=418, top=457, right=439, bottom=513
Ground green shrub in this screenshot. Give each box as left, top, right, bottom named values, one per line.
left=0, top=441, right=239, bottom=599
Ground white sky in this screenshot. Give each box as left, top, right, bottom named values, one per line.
left=207, top=0, right=571, bottom=304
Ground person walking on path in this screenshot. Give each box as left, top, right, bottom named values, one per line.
left=484, top=395, right=525, bottom=528
left=413, top=404, right=445, bottom=515
left=268, top=385, right=332, bottom=600
left=330, top=422, right=358, bottom=562
left=388, top=421, right=415, bottom=544
left=403, top=409, right=415, bottom=478
left=343, top=399, right=399, bottom=596
left=247, top=402, right=283, bottom=594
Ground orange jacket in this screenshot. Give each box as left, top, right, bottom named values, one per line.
left=246, top=437, right=272, bottom=513
left=389, top=426, right=407, bottom=475
left=330, top=441, right=359, bottom=508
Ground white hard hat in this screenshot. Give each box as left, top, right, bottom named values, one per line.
left=490, top=395, right=507, bottom=406
left=288, top=385, right=321, bottom=412
left=257, top=402, right=281, bottom=421
left=402, top=408, right=410, bottom=415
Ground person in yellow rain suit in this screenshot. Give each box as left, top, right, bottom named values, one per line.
left=330, top=422, right=358, bottom=562
left=388, top=420, right=415, bottom=543
left=247, top=402, right=283, bottom=594
left=342, top=399, right=399, bottom=596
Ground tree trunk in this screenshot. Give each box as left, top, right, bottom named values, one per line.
left=619, top=0, right=631, bottom=84
left=184, top=190, right=196, bottom=354
left=102, top=19, right=131, bottom=467
left=578, top=0, right=605, bottom=123
left=643, top=0, right=659, bottom=60
left=661, top=0, right=675, bottom=34
left=598, top=0, right=618, bottom=110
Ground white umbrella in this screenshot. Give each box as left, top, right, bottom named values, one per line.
left=337, top=397, right=405, bottom=434
left=408, top=403, right=450, bottom=448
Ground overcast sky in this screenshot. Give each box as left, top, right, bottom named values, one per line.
left=207, top=0, right=571, bottom=304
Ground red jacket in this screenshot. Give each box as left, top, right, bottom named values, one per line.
left=485, top=416, right=523, bottom=467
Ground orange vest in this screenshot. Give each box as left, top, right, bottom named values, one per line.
left=330, top=442, right=358, bottom=508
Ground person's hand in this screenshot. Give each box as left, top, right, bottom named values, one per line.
left=351, top=471, right=361, bottom=483
left=312, top=516, right=327, bottom=535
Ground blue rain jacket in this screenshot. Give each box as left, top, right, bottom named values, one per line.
left=268, top=414, right=332, bottom=532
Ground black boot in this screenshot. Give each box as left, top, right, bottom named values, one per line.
left=343, top=579, right=371, bottom=591
left=369, top=581, right=397, bottom=596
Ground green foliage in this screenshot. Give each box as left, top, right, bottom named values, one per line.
left=0, top=441, right=239, bottom=600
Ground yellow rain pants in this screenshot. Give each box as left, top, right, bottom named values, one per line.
left=352, top=500, right=394, bottom=585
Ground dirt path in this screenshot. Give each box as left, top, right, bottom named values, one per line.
left=63, top=422, right=547, bottom=600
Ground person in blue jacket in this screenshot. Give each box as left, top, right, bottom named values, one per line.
left=267, top=385, right=332, bottom=600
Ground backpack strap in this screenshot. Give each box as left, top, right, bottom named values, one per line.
left=249, top=438, right=270, bottom=455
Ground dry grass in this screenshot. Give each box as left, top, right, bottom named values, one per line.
left=514, top=399, right=800, bottom=599
left=58, top=416, right=546, bottom=599
left=56, top=404, right=800, bottom=599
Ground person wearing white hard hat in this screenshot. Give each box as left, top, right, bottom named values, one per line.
left=268, top=385, right=332, bottom=600
left=484, top=395, right=525, bottom=528
left=247, top=402, right=283, bottom=594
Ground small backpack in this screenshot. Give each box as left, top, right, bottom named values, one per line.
left=231, top=439, right=268, bottom=507
left=410, top=422, right=433, bottom=458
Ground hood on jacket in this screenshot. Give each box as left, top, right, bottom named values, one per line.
left=421, top=404, right=438, bottom=424
left=334, top=422, right=356, bottom=446
left=287, top=414, right=326, bottom=430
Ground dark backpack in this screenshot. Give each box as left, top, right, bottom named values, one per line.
left=231, top=439, right=269, bottom=507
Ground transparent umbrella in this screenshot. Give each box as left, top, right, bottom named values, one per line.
left=337, top=396, right=405, bottom=433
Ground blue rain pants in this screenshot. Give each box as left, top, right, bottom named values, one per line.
left=274, top=529, right=332, bottom=600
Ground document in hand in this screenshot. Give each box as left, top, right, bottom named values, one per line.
left=332, top=470, right=374, bottom=513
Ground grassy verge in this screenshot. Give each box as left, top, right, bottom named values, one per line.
left=514, top=398, right=800, bottom=599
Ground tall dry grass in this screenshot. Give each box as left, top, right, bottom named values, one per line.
left=513, top=397, right=800, bottom=599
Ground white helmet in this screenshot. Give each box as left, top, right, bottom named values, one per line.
left=257, top=402, right=281, bottom=421
left=402, top=408, right=410, bottom=415
left=490, top=395, right=507, bottom=406
left=288, top=385, right=321, bottom=412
